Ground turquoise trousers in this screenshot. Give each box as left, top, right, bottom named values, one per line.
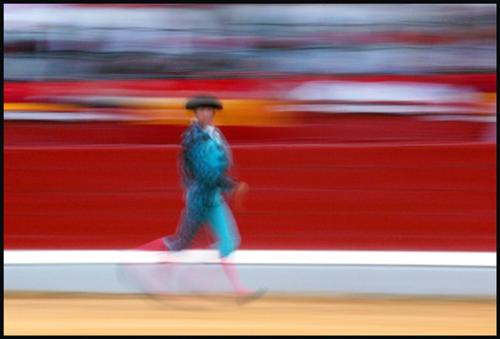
left=164, top=186, right=241, bottom=258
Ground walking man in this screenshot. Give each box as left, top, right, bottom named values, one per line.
left=140, top=95, right=262, bottom=301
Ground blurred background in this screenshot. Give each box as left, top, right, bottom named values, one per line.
left=4, top=4, right=496, bottom=142
left=3, top=4, right=497, bottom=334
left=4, top=3, right=496, bottom=250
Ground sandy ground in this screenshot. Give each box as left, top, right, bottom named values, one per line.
left=4, top=292, right=497, bottom=335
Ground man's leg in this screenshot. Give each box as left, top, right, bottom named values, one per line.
left=206, top=200, right=240, bottom=258
left=206, top=200, right=252, bottom=295
left=138, top=187, right=206, bottom=252
left=164, top=186, right=207, bottom=251
left=164, top=208, right=205, bottom=252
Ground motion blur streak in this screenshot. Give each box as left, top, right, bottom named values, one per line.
left=3, top=4, right=496, bottom=335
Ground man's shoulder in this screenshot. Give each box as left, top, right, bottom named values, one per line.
left=182, top=122, right=199, bottom=135
left=182, top=122, right=206, bottom=145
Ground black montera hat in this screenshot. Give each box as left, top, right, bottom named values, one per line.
left=186, top=95, right=223, bottom=110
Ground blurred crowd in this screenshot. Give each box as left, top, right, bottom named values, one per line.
left=4, top=4, right=496, bottom=80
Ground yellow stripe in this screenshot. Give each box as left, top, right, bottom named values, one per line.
left=127, top=99, right=299, bottom=126
left=5, top=103, right=82, bottom=112
left=6, top=99, right=300, bottom=126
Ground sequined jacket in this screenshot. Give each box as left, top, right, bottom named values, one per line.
left=179, top=122, right=237, bottom=195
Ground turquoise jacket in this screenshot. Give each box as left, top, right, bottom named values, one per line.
left=179, top=122, right=237, bottom=210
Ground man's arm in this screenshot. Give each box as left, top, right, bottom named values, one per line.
left=219, top=175, right=238, bottom=193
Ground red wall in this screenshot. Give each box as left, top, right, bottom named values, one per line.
left=4, top=118, right=493, bottom=146
left=4, top=143, right=496, bottom=251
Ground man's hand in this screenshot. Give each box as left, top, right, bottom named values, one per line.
left=233, top=182, right=249, bottom=211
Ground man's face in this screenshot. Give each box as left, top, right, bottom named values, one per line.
left=195, top=106, right=215, bottom=127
